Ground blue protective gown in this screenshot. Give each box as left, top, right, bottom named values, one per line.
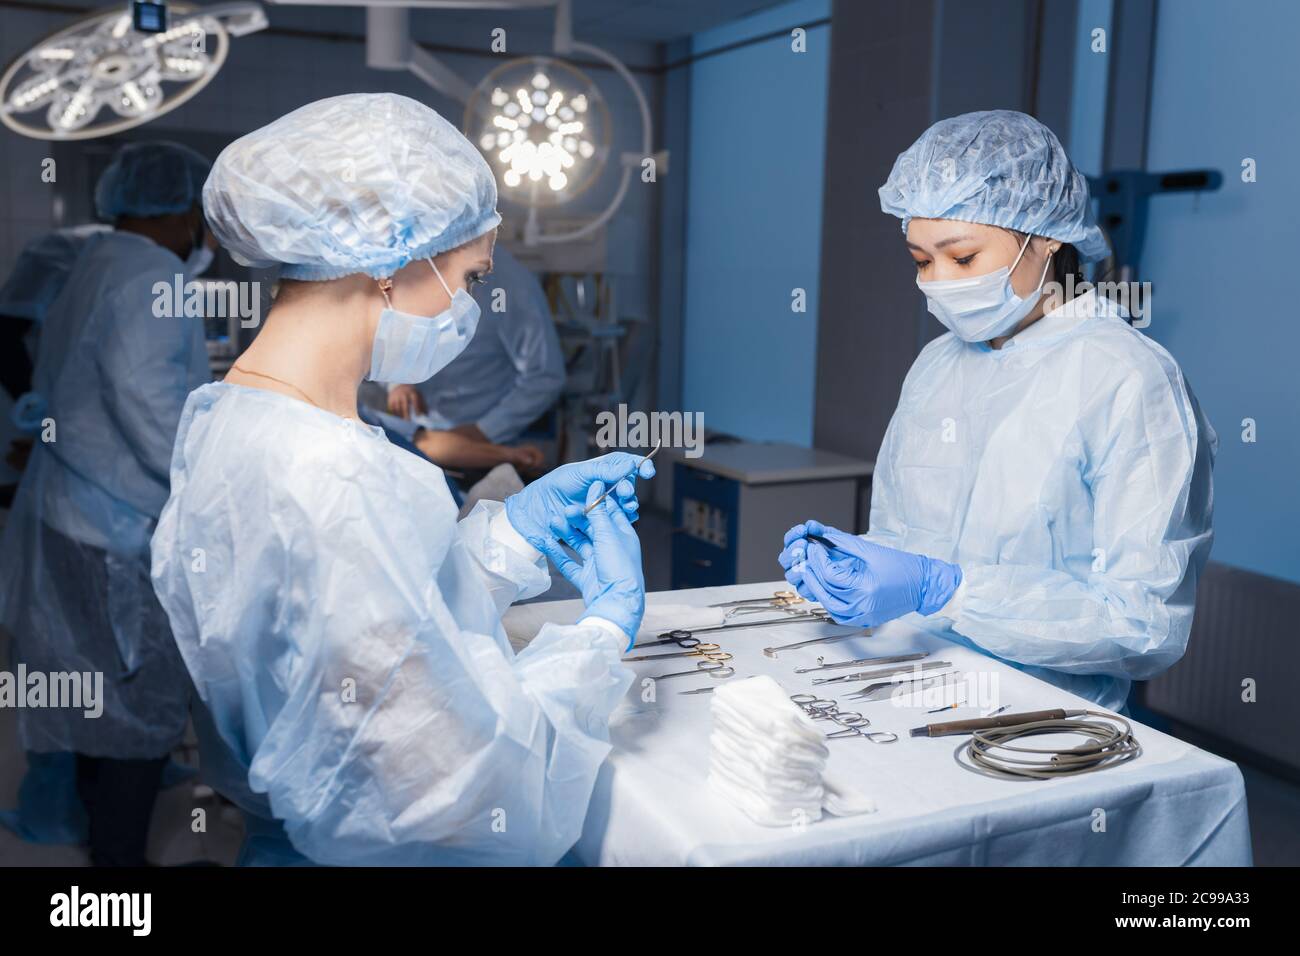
left=150, top=382, right=632, bottom=866
left=866, top=292, right=1216, bottom=711
left=0, top=231, right=208, bottom=757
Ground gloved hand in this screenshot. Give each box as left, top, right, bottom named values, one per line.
left=777, top=520, right=962, bottom=628
left=537, top=481, right=646, bottom=641
left=505, top=452, right=655, bottom=552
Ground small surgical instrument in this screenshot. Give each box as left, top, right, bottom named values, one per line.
left=710, top=590, right=803, bottom=609
left=794, top=652, right=927, bottom=674
left=654, top=660, right=736, bottom=682
left=645, top=611, right=834, bottom=649
left=844, top=670, right=962, bottom=702
left=711, top=590, right=812, bottom=621
left=630, top=632, right=714, bottom=650
left=762, top=629, right=865, bottom=659
left=584, top=440, right=661, bottom=514
left=788, top=695, right=898, bottom=744
left=625, top=647, right=733, bottom=663
left=811, top=661, right=952, bottom=686
left=928, top=699, right=965, bottom=714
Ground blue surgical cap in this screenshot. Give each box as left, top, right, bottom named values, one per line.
left=203, top=93, right=502, bottom=281
left=879, top=110, right=1109, bottom=262
left=94, top=141, right=211, bottom=220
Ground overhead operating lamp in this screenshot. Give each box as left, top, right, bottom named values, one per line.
left=464, top=56, right=610, bottom=208
left=0, top=2, right=268, bottom=141
left=269, top=0, right=664, bottom=246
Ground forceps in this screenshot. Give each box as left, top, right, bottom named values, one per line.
left=625, top=646, right=733, bottom=663
left=794, top=652, right=928, bottom=674
left=762, top=630, right=865, bottom=659
left=655, top=660, right=736, bottom=682
left=788, top=695, right=898, bottom=743
left=843, top=671, right=962, bottom=702
left=811, top=661, right=952, bottom=686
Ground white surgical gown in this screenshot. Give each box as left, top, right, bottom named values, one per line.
left=149, top=382, right=633, bottom=866
left=0, top=231, right=209, bottom=756
left=867, top=292, right=1216, bottom=712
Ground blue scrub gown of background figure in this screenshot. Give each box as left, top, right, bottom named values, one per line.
left=866, top=291, right=1216, bottom=711
left=0, top=229, right=208, bottom=759
left=150, top=383, right=634, bottom=866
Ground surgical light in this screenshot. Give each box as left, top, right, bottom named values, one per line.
left=464, top=56, right=610, bottom=208
left=0, top=2, right=266, bottom=141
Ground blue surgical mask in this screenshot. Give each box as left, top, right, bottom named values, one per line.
left=368, top=258, right=480, bottom=384
left=916, top=233, right=1052, bottom=342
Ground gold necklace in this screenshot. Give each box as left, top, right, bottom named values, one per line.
left=230, top=363, right=322, bottom=409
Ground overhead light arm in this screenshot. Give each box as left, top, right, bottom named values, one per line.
left=365, top=6, right=473, bottom=103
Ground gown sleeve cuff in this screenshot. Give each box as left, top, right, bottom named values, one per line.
left=579, top=615, right=634, bottom=651
left=489, top=504, right=543, bottom=562
left=936, top=577, right=968, bottom=620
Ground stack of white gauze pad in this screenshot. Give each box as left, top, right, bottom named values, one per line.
left=707, top=675, right=875, bottom=826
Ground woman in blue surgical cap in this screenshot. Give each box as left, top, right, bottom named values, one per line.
left=150, top=94, right=650, bottom=866
left=780, top=110, right=1216, bottom=713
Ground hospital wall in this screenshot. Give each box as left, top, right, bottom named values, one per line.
left=677, top=0, right=832, bottom=448
left=1137, top=0, right=1300, bottom=586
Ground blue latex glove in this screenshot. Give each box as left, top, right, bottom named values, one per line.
left=777, top=520, right=962, bottom=628
left=536, top=481, right=646, bottom=641
left=505, top=452, right=655, bottom=552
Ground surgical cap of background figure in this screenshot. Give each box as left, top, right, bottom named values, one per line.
left=878, top=110, right=1110, bottom=263
left=94, top=141, right=212, bottom=221
left=203, top=93, right=502, bottom=282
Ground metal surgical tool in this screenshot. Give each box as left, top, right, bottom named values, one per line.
left=583, top=440, right=661, bottom=514
left=811, top=661, right=953, bottom=686
left=794, top=652, right=928, bottom=674
left=629, top=612, right=833, bottom=650
left=625, top=647, right=733, bottom=663
left=762, top=630, right=865, bottom=659
left=710, top=590, right=811, bottom=621
left=788, top=695, right=898, bottom=744
left=844, top=671, right=962, bottom=703
left=655, top=660, right=736, bottom=682
left=710, top=589, right=804, bottom=609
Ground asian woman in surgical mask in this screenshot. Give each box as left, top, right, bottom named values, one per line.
left=780, top=110, right=1216, bottom=716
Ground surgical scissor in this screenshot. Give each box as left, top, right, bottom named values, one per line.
left=710, top=589, right=804, bottom=609
left=654, top=660, right=736, bottom=681
left=788, top=695, right=898, bottom=743
left=811, top=661, right=952, bottom=686
left=628, top=611, right=833, bottom=650
left=794, top=652, right=928, bottom=674
left=711, top=590, right=812, bottom=621
left=625, top=646, right=733, bottom=663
